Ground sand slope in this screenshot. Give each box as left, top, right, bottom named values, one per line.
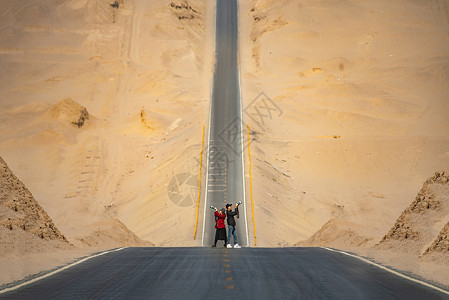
left=0, top=0, right=214, bottom=248
left=240, top=0, right=449, bottom=248
left=424, top=220, right=449, bottom=259
left=0, top=154, right=149, bottom=285
left=239, top=0, right=449, bottom=286
left=295, top=219, right=372, bottom=249
left=0, top=156, right=69, bottom=245
left=377, top=172, right=449, bottom=255
left=0, top=156, right=73, bottom=285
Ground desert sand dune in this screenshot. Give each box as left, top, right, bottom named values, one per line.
left=240, top=0, right=449, bottom=246
left=377, top=172, right=449, bottom=255
left=0, top=0, right=214, bottom=247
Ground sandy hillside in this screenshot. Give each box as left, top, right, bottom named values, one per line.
left=424, top=220, right=449, bottom=261
left=297, top=172, right=449, bottom=286
left=0, top=153, right=148, bottom=285
left=0, top=0, right=215, bottom=249
left=377, top=171, right=449, bottom=255
left=239, top=0, right=449, bottom=249
left=0, top=156, right=75, bottom=285
left=300, top=171, right=449, bottom=253
left=0, top=156, right=69, bottom=246
left=373, top=172, right=449, bottom=286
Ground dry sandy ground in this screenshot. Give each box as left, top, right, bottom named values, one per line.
left=239, top=0, right=449, bottom=286
left=0, top=0, right=214, bottom=246
left=0, top=0, right=214, bottom=285
left=297, top=172, right=449, bottom=286
left=0, top=154, right=149, bottom=285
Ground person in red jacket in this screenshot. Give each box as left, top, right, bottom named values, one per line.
left=211, top=208, right=227, bottom=248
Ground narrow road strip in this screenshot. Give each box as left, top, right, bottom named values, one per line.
left=322, top=247, right=449, bottom=296
left=202, top=0, right=248, bottom=247
left=0, top=247, right=127, bottom=295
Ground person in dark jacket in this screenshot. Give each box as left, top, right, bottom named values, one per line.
left=226, top=203, right=240, bottom=248
left=212, top=208, right=227, bottom=248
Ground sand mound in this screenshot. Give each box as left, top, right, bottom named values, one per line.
left=295, top=219, right=372, bottom=248
left=169, top=1, right=200, bottom=20
left=75, top=219, right=153, bottom=248
left=0, top=157, right=69, bottom=243
left=46, top=98, right=89, bottom=128
left=424, top=221, right=449, bottom=256
left=377, top=172, right=449, bottom=255
left=0, top=225, right=70, bottom=257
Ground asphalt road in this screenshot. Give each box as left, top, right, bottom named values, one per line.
left=203, top=0, right=248, bottom=247
left=2, top=247, right=447, bottom=299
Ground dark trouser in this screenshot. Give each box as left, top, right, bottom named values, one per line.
left=227, top=225, right=237, bottom=245
left=214, top=228, right=227, bottom=246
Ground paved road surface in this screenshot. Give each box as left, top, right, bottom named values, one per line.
left=203, top=0, right=248, bottom=246
left=2, top=247, right=447, bottom=299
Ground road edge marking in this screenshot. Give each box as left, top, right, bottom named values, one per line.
left=194, top=124, right=205, bottom=240
left=247, top=124, right=257, bottom=247
left=201, top=0, right=217, bottom=247
left=0, top=247, right=127, bottom=295
left=321, top=247, right=449, bottom=296
left=236, top=0, right=249, bottom=247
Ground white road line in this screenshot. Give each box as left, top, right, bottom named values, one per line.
left=236, top=0, right=249, bottom=247
left=321, top=247, right=449, bottom=296
left=0, top=247, right=127, bottom=295
left=202, top=0, right=218, bottom=247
